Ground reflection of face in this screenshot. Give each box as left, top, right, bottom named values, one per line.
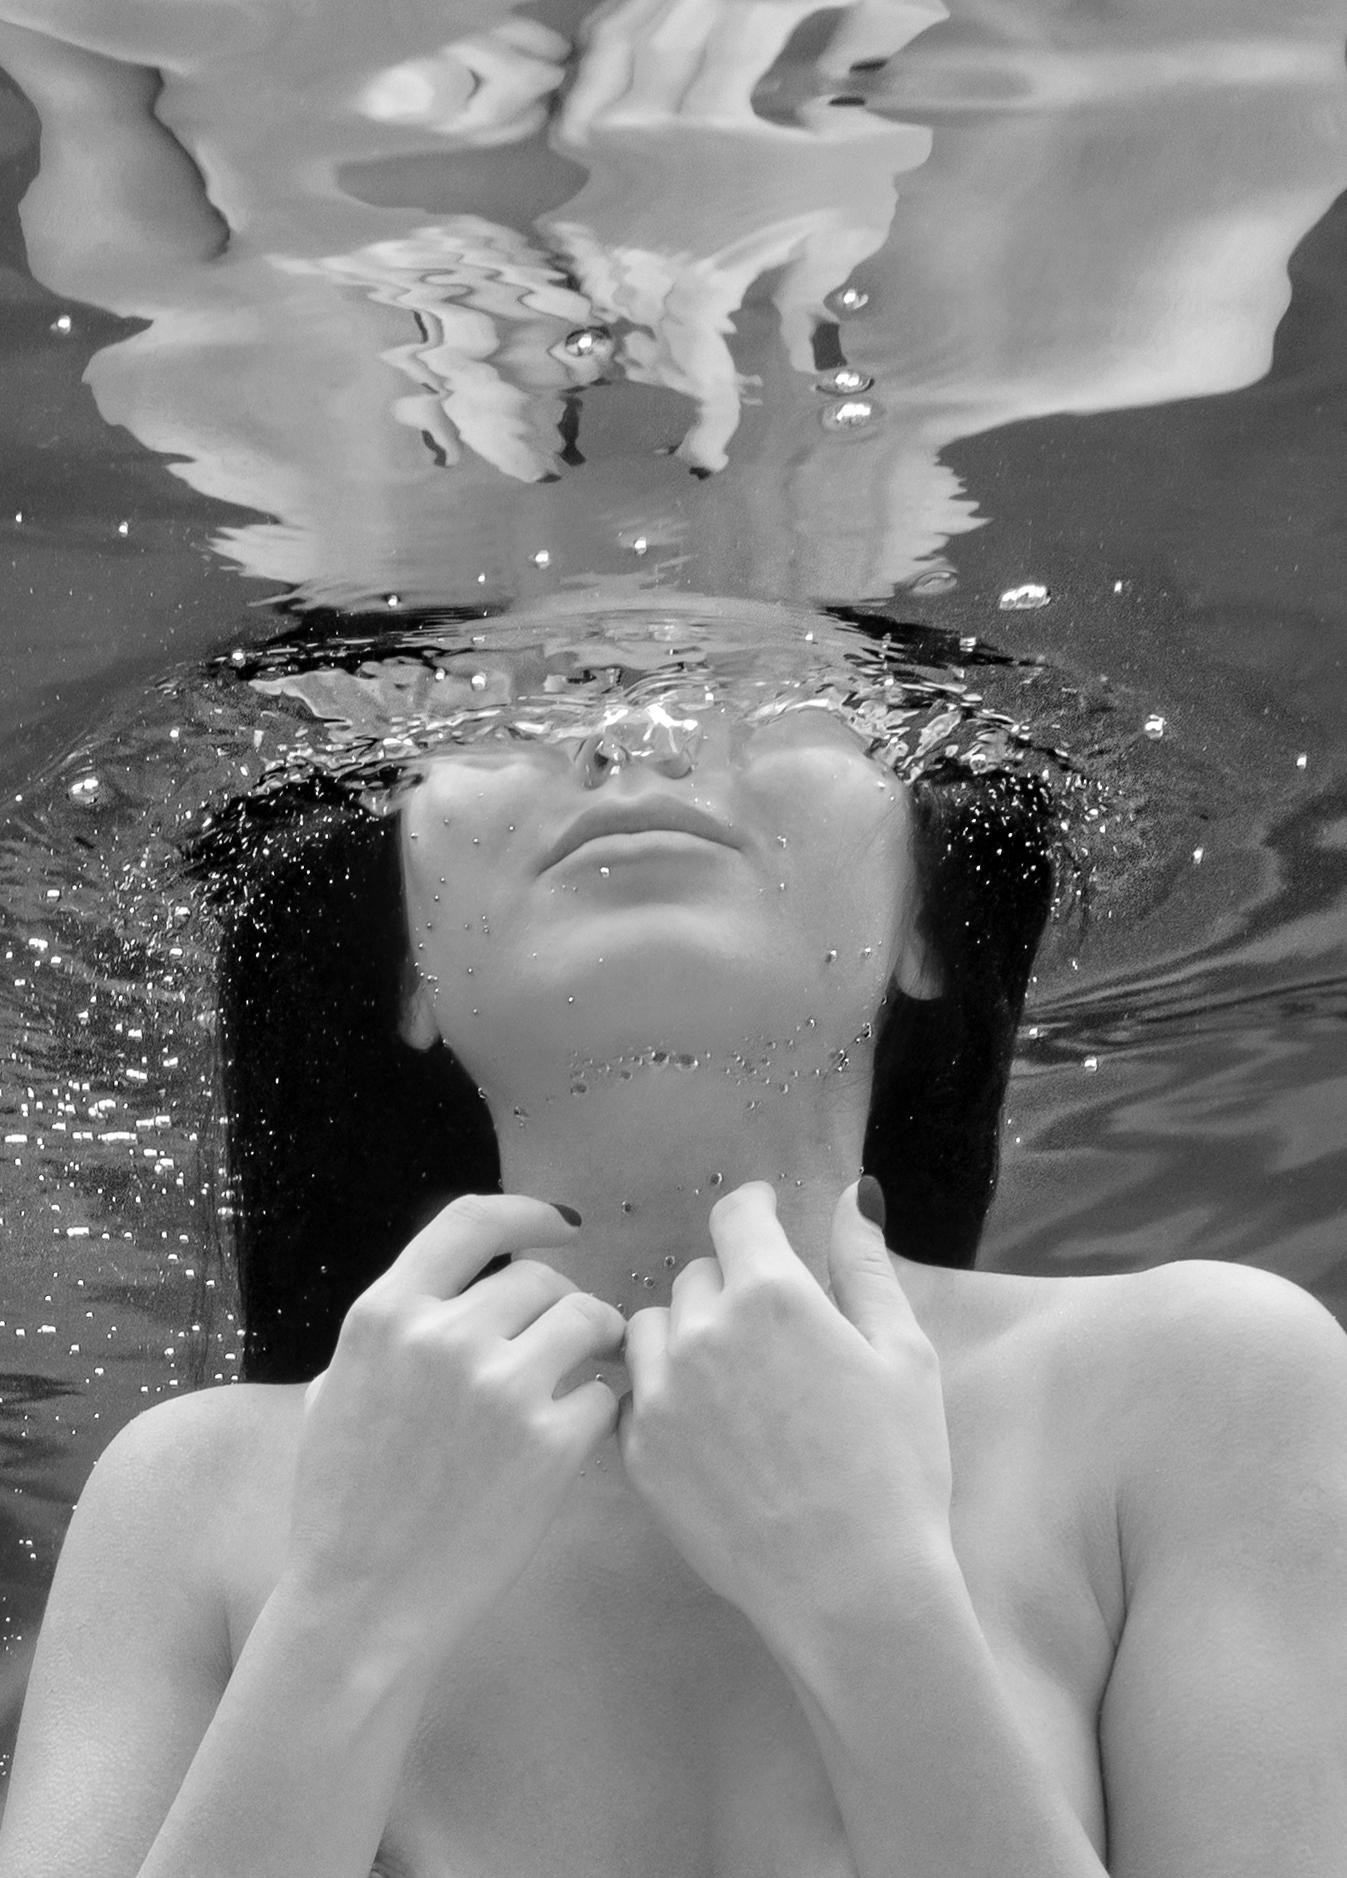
left=399, top=705, right=931, bottom=1094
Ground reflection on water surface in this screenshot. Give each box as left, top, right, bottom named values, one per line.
left=0, top=0, right=1345, bottom=1790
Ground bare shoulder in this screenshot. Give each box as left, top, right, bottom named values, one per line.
left=79, top=1379, right=306, bottom=1570
left=1027, top=1260, right=1347, bottom=1565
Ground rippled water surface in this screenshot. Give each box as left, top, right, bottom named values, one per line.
left=0, top=0, right=1346, bottom=1781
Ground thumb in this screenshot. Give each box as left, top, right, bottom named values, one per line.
left=828, top=1178, right=904, bottom=1345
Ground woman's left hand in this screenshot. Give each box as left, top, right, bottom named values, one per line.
left=619, top=1179, right=955, bottom=1646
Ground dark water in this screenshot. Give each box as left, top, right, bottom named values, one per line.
left=0, top=0, right=1346, bottom=1782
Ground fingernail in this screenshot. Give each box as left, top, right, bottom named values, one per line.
left=856, top=1176, right=886, bottom=1231
left=550, top=1202, right=583, bottom=1227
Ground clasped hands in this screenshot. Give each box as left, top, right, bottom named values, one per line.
left=292, top=1181, right=955, bottom=1663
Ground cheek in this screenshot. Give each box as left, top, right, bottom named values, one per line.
left=749, top=752, right=910, bottom=929
left=400, top=769, right=535, bottom=989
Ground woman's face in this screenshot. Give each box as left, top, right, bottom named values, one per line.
left=399, top=702, right=935, bottom=1091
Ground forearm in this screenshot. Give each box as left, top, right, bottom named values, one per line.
left=774, top=1551, right=1108, bottom=1878
left=136, top=1580, right=434, bottom=1878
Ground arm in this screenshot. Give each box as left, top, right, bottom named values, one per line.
left=0, top=1390, right=434, bottom=1878
left=0, top=1195, right=623, bottom=1878
left=774, top=1263, right=1347, bottom=1878
left=1098, top=1261, right=1347, bottom=1877
left=623, top=1181, right=1106, bottom=1878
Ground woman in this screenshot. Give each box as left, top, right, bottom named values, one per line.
left=1, top=615, right=1347, bottom=1878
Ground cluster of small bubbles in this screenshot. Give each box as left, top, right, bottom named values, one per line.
left=998, top=583, right=1051, bottom=611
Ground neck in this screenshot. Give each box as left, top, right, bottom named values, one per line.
left=482, top=1034, right=875, bottom=1314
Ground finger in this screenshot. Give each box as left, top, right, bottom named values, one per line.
left=706, top=1181, right=806, bottom=1288
left=376, top=1193, right=581, bottom=1302
left=454, top=1257, right=575, bottom=1338
left=551, top=1375, right=620, bottom=1452
left=668, top=1254, right=722, bottom=1328
left=624, top=1303, right=671, bottom=1395
left=509, top=1288, right=627, bottom=1387
left=828, top=1179, right=908, bottom=1347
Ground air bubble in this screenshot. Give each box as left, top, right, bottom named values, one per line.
left=998, top=583, right=1050, bottom=611
left=664, top=1254, right=676, bottom=1268
left=562, top=326, right=615, bottom=363
left=815, top=366, right=873, bottom=396
left=708, top=1172, right=723, bottom=1188
left=820, top=398, right=879, bottom=433
left=622, top=1201, right=635, bottom=1214
left=824, top=949, right=837, bottom=963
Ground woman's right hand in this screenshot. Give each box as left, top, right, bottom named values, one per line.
left=283, top=1194, right=623, bottom=1665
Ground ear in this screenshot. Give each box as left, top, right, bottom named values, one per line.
left=892, top=923, right=942, bottom=1002
left=399, top=966, right=442, bottom=1051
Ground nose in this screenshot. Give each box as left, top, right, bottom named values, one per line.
left=575, top=701, right=711, bottom=786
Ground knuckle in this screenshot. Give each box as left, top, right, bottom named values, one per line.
left=444, top=1191, right=496, bottom=1230
left=339, top=1289, right=402, bottom=1351
left=558, top=1290, right=613, bottom=1335
left=511, top=1257, right=569, bottom=1294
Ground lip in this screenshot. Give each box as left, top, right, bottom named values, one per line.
left=539, top=798, right=741, bottom=872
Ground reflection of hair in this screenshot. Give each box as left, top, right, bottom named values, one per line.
left=196, top=768, right=1053, bottom=1383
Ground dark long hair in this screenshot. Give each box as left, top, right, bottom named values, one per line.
left=195, top=766, right=1054, bottom=1383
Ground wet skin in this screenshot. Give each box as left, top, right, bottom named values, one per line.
left=3, top=689, right=1347, bottom=1878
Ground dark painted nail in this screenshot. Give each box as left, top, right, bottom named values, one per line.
left=550, top=1202, right=583, bottom=1227
left=856, top=1176, right=886, bottom=1231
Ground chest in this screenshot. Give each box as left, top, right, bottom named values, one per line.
left=357, top=1408, right=1118, bottom=1878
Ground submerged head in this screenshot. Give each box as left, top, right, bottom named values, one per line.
left=199, top=606, right=1056, bottom=1381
